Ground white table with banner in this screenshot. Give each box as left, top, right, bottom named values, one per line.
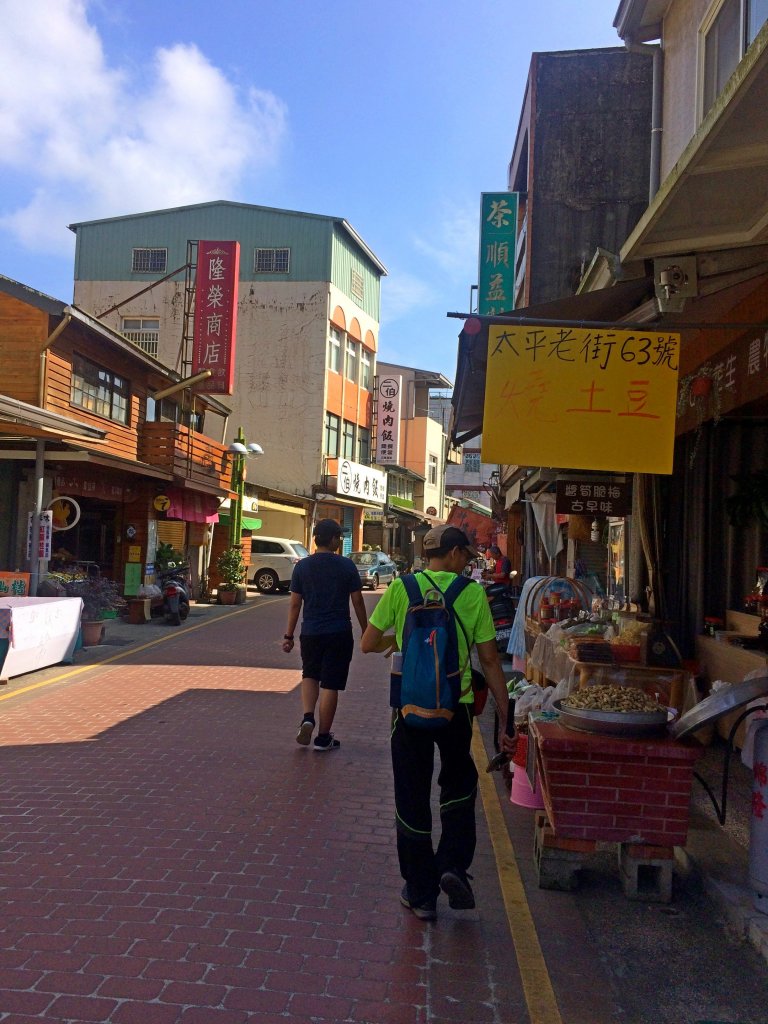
left=0, top=596, right=83, bottom=682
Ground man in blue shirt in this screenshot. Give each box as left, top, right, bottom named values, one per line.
left=282, top=519, right=367, bottom=751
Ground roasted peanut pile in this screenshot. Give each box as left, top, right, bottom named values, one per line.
left=564, top=684, right=664, bottom=713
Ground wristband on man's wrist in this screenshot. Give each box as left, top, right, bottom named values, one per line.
left=283, top=634, right=294, bottom=640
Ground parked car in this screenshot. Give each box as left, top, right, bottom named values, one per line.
left=250, top=537, right=309, bottom=593
left=349, top=550, right=397, bottom=590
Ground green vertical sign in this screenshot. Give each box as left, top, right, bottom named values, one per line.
left=478, top=192, right=518, bottom=315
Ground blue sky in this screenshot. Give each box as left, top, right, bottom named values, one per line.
left=0, top=0, right=622, bottom=381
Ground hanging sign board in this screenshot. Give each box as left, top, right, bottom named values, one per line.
left=478, top=192, right=518, bottom=315
left=376, top=376, right=402, bottom=464
left=556, top=480, right=632, bottom=517
left=192, top=240, right=240, bottom=395
left=336, top=459, right=387, bottom=505
left=481, top=325, right=680, bottom=474
left=26, top=512, right=53, bottom=560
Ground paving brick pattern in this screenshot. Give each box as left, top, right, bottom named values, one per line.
left=0, top=603, right=527, bottom=1023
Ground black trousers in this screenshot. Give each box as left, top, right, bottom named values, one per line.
left=390, top=703, right=478, bottom=904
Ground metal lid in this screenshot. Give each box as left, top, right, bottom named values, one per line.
left=669, top=675, right=768, bottom=740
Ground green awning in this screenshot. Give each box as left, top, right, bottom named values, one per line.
left=218, top=513, right=262, bottom=531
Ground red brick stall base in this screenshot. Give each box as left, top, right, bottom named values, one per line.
left=528, top=720, right=703, bottom=901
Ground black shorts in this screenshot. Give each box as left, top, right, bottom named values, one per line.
left=299, top=631, right=354, bottom=690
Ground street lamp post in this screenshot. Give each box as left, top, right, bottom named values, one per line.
left=227, top=427, right=264, bottom=548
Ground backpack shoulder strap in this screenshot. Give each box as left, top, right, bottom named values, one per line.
left=401, top=573, right=424, bottom=607
left=443, top=574, right=472, bottom=609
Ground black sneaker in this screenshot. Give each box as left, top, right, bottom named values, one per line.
left=296, top=718, right=314, bottom=746
left=313, top=733, right=340, bottom=752
left=400, top=885, right=437, bottom=921
left=440, top=869, right=475, bottom=909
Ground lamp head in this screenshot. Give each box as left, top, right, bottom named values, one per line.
left=228, top=442, right=248, bottom=455
left=246, top=442, right=264, bottom=455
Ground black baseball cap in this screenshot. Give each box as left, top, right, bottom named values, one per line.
left=422, top=525, right=479, bottom=558
left=313, top=518, right=343, bottom=545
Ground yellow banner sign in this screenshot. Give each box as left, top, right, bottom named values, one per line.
left=481, top=325, right=680, bottom=473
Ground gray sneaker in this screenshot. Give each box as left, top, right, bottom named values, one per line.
left=400, top=885, right=437, bottom=921
left=296, top=719, right=314, bottom=745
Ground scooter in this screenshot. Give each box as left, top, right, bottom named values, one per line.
left=157, top=565, right=191, bottom=625
left=485, top=581, right=520, bottom=654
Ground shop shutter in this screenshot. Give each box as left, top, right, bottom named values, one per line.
left=156, top=520, right=187, bottom=550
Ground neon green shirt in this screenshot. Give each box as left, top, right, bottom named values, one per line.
left=368, top=570, right=496, bottom=702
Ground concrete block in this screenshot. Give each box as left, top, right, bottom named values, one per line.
left=618, top=843, right=674, bottom=902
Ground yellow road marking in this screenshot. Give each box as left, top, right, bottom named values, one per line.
left=473, top=725, right=563, bottom=1024
left=0, top=603, right=261, bottom=704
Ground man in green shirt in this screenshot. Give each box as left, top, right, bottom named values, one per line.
left=361, top=525, right=516, bottom=921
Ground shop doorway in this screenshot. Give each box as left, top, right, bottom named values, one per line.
left=54, top=498, right=118, bottom=576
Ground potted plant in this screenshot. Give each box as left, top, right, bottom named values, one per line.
left=216, top=547, right=246, bottom=605
left=48, top=571, right=126, bottom=646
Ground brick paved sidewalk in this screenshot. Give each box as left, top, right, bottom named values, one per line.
left=0, top=601, right=527, bottom=1024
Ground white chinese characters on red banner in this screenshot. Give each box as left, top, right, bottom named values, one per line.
left=192, top=241, right=240, bottom=395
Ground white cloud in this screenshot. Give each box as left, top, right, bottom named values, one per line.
left=0, top=0, right=287, bottom=253
left=412, top=202, right=479, bottom=279
left=380, top=270, right=437, bottom=326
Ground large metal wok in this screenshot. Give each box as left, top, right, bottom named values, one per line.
left=553, top=698, right=669, bottom=737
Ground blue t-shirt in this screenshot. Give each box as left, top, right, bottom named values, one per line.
left=290, top=552, right=362, bottom=635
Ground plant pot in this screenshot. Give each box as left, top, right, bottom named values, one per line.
left=691, top=375, right=713, bottom=398
left=218, top=589, right=237, bottom=605
left=81, top=620, right=105, bottom=647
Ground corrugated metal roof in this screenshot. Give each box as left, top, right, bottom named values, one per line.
left=68, top=200, right=387, bottom=275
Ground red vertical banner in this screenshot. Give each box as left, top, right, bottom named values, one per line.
left=192, top=241, right=240, bottom=395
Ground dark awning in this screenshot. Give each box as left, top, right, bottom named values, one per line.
left=449, top=277, right=654, bottom=445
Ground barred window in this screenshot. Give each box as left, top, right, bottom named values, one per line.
left=72, top=354, right=130, bottom=425
left=463, top=452, right=481, bottom=473
left=131, top=248, right=167, bottom=273
left=351, top=269, right=364, bottom=303
left=121, top=317, right=159, bottom=358
left=254, top=247, right=290, bottom=273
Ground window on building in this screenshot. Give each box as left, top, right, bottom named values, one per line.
left=351, top=269, right=364, bottom=304
left=146, top=396, right=180, bottom=424
left=324, top=412, right=340, bottom=457
left=131, top=248, right=167, bottom=274
left=342, top=419, right=355, bottom=459
left=345, top=338, right=358, bottom=382
left=463, top=452, right=481, bottom=473
left=358, top=426, right=370, bottom=465
left=749, top=0, right=768, bottom=39
left=428, top=454, right=438, bottom=486
left=72, top=354, right=130, bottom=425
left=360, top=349, right=372, bottom=390
left=702, top=0, right=768, bottom=115
left=254, top=247, right=290, bottom=273
left=121, top=317, right=160, bottom=358
left=327, top=327, right=342, bottom=373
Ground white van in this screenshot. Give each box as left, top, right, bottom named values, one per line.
left=250, top=537, right=309, bottom=593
